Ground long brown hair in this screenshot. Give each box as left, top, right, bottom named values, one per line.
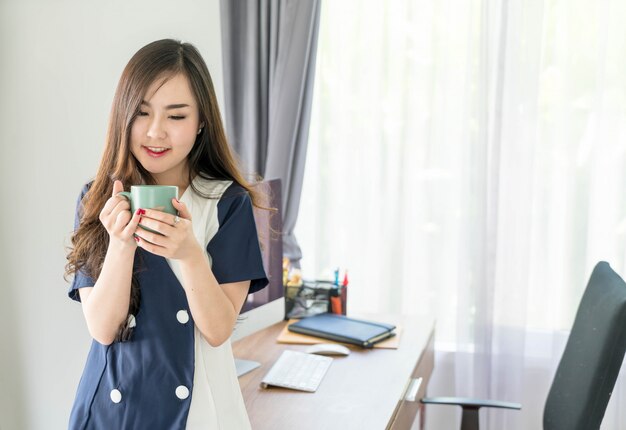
left=64, top=39, right=273, bottom=342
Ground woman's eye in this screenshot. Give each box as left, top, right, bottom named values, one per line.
left=136, top=111, right=185, bottom=120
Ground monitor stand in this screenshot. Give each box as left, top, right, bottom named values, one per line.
left=235, top=358, right=261, bottom=377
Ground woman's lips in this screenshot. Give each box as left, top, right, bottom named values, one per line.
left=144, top=146, right=171, bottom=158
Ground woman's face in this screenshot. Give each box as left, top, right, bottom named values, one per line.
left=130, top=72, right=204, bottom=184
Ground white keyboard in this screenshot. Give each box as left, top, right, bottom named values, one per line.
left=260, top=350, right=333, bottom=392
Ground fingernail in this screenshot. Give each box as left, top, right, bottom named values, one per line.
left=175, top=198, right=180, bottom=204
left=137, top=208, right=146, bottom=215
left=134, top=236, right=140, bottom=242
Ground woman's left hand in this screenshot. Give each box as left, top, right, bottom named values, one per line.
left=133, top=198, right=203, bottom=262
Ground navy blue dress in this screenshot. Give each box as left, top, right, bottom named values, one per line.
left=67, top=178, right=268, bottom=429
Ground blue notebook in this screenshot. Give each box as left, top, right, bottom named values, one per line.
left=288, top=313, right=396, bottom=348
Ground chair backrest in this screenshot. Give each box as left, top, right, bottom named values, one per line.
left=544, top=261, right=626, bottom=430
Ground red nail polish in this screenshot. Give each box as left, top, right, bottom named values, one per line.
left=137, top=208, right=146, bottom=215
left=135, top=236, right=140, bottom=242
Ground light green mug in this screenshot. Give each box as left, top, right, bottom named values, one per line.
left=117, top=185, right=178, bottom=235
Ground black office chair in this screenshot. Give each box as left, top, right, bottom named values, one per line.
left=422, top=261, right=626, bottom=430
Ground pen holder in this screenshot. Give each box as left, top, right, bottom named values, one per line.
left=329, top=286, right=347, bottom=316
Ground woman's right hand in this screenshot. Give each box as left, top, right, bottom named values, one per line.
left=99, top=180, right=142, bottom=249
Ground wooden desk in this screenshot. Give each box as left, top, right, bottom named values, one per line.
left=232, top=314, right=435, bottom=430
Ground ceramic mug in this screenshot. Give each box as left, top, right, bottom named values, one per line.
left=117, top=185, right=178, bottom=235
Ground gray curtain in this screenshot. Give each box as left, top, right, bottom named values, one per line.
left=220, top=0, right=321, bottom=267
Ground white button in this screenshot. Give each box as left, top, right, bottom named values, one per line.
left=128, top=314, right=136, bottom=328
left=110, top=389, right=122, bottom=404
left=176, top=310, right=189, bottom=324
left=175, top=385, right=190, bottom=399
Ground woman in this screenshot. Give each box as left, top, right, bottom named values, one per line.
left=64, top=38, right=269, bottom=429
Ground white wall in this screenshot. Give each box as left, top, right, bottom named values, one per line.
left=0, top=1, right=225, bottom=428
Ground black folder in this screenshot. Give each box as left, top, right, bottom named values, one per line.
left=288, top=313, right=396, bottom=348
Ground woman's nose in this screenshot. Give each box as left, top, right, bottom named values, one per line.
left=146, top=118, right=166, bottom=139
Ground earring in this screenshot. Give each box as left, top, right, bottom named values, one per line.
left=197, top=128, right=202, bottom=135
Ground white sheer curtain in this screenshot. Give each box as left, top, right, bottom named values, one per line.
left=295, top=0, right=626, bottom=428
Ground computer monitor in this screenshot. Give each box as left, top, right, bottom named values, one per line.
left=232, top=178, right=285, bottom=377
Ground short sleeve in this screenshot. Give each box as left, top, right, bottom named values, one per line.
left=207, top=186, right=269, bottom=295
left=68, top=183, right=95, bottom=302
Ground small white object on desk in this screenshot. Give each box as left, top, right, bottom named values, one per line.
left=305, top=343, right=351, bottom=356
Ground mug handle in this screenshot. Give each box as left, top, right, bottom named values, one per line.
left=117, top=191, right=131, bottom=200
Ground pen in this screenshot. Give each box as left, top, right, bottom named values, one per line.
left=331, top=268, right=341, bottom=314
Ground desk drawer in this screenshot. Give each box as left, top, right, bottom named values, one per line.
left=387, top=330, right=435, bottom=430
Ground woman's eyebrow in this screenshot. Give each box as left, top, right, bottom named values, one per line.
left=141, top=100, right=190, bottom=109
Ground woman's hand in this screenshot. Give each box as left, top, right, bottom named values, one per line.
left=99, top=180, right=142, bottom=249
left=133, top=198, right=203, bottom=262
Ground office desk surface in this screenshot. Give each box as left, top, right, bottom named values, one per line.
left=232, top=313, right=435, bottom=430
